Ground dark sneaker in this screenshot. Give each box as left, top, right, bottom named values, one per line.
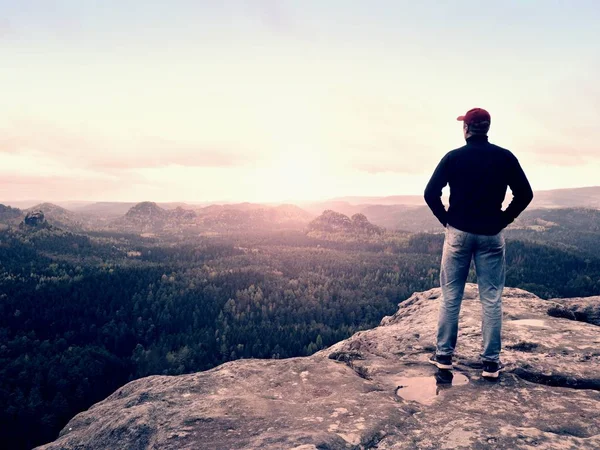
left=482, top=361, right=504, bottom=378
left=435, top=369, right=454, bottom=385
left=429, top=353, right=453, bottom=370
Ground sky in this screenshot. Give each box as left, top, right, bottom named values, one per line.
left=1, top=0, right=599, bottom=203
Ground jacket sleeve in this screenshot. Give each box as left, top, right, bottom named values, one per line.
left=502, top=154, right=533, bottom=225
left=424, top=153, right=450, bottom=227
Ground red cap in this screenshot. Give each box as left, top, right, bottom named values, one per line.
left=457, top=108, right=491, bottom=126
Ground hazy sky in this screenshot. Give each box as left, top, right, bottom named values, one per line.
left=1, top=1, right=599, bottom=203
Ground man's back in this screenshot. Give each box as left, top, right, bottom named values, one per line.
left=424, top=134, right=533, bottom=235
left=426, top=107, right=533, bottom=379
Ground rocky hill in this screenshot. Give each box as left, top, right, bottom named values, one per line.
left=37, top=284, right=600, bottom=449
left=164, top=206, right=197, bottom=230
left=305, top=205, right=600, bottom=235
left=308, top=210, right=383, bottom=235
left=25, top=203, right=84, bottom=231
left=302, top=205, right=454, bottom=233
left=73, top=202, right=202, bottom=218
left=112, top=201, right=167, bottom=232
left=109, top=202, right=313, bottom=233
left=110, top=202, right=197, bottom=233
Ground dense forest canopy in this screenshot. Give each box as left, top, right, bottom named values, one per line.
left=1, top=206, right=600, bottom=449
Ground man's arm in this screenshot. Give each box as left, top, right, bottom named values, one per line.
left=502, top=154, right=533, bottom=226
left=424, top=153, right=450, bottom=227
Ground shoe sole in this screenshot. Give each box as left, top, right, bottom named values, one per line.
left=481, top=370, right=500, bottom=378
left=429, top=359, right=453, bottom=370
left=482, top=366, right=504, bottom=378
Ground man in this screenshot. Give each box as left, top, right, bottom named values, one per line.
left=424, top=108, right=533, bottom=378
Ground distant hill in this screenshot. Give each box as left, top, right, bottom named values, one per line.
left=0, top=200, right=45, bottom=209
left=516, top=207, right=600, bottom=232
left=319, top=186, right=600, bottom=210
left=198, top=202, right=269, bottom=214
left=530, top=186, right=600, bottom=209
left=302, top=201, right=366, bottom=218
left=0, top=204, right=24, bottom=225
left=302, top=187, right=600, bottom=233
left=108, top=202, right=312, bottom=233
left=110, top=201, right=168, bottom=232
left=110, top=202, right=197, bottom=233
left=269, top=204, right=315, bottom=225
left=197, top=204, right=313, bottom=231
left=24, top=203, right=85, bottom=231
left=302, top=203, right=440, bottom=233
left=504, top=207, right=600, bottom=258
left=359, top=204, right=441, bottom=232
left=72, top=202, right=201, bottom=218
left=325, top=194, right=427, bottom=206
left=362, top=205, right=600, bottom=235
left=73, top=202, right=138, bottom=218
left=307, top=210, right=383, bottom=235
left=4, top=185, right=598, bottom=234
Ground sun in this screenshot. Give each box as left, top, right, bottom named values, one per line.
left=267, top=146, right=329, bottom=202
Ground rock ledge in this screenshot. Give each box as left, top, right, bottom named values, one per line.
left=37, top=284, right=600, bottom=450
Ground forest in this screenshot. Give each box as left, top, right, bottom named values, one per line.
left=2, top=216, right=600, bottom=449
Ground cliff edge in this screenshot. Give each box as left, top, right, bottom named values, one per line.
left=37, top=284, right=600, bottom=450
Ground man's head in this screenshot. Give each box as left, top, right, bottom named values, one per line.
left=457, top=108, right=491, bottom=139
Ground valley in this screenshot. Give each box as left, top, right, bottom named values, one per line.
left=1, top=194, right=600, bottom=449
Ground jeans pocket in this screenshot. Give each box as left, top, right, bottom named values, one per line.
left=486, top=231, right=505, bottom=250
left=445, top=225, right=467, bottom=247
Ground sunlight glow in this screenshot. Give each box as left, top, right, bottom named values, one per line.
left=265, top=145, right=331, bottom=201
left=1, top=2, right=599, bottom=202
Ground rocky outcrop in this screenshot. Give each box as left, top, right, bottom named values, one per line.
left=37, top=284, right=600, bottom=450
left=123, top=202, right=168, bottom=222
left=113, top=203, right=311, bottom=233
left=308, top=210, right=353, bottom=233
left=350, top=213, right=383, bottom=235
left=25, top=203, right=85, bottom=230
left=308, top=210, right=383, bottom=235
left=550, top=295, right=600, bottom=327
left=21, top=210, right=51, bottom=229
left=163, top=207, right=197, bottom=231
left=111, top=202, right=198, bottom=233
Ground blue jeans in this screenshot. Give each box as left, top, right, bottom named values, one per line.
left=436, top=224, right=506, bottom=362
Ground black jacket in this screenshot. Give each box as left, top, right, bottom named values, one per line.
left=424, top=135, right=533, bottom=235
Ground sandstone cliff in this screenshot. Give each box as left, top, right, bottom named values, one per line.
left=37, top=284, right=600, bottom=450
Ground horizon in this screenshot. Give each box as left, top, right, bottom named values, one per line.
left=3, top=183, right=600, bottom=211
left=2, top=1, right=600, bottom=202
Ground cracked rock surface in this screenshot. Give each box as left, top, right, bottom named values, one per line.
left=37, top=284, right=600, bottom=450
